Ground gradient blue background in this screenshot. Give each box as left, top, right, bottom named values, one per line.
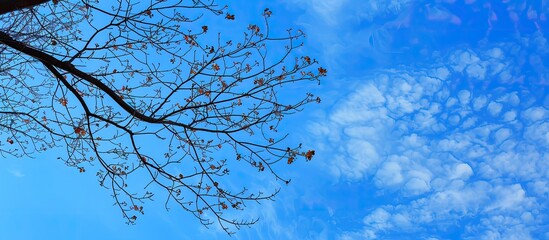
left=2, top=0, right=549, bottom=239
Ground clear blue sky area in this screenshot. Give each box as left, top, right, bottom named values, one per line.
left=2, top=0, right=549, bottom=239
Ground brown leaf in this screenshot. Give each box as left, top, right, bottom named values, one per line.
left=305, top=150, right=315, bottom=161
left=225, top=13, right=235, bottom=20
left=287, top=157, right=294, bottom=164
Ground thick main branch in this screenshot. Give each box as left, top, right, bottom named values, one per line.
left=0, top=0, right=50, bottom=16
left=0, top=30, right=226, bottom=133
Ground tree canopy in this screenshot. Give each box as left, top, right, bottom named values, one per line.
left=0, top=0, right=325, bottom=234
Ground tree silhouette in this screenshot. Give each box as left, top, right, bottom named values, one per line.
left=0, top=0, right=325, bottom=234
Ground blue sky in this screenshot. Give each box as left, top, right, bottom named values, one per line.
left=2, top=0, right=549, bottom=239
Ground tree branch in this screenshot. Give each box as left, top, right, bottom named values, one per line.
left=0, top=0, right=50, bottom=16
left=0, top=30, right=198, bottom=130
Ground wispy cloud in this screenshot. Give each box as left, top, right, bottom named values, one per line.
left=281, top=0, right=417, bottom=72
left=9, top=169, right=25, bottom=178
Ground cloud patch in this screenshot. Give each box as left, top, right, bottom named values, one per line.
left=310, top=38, right=549, bottom=239
left=8, top=169, right=25, bottom=178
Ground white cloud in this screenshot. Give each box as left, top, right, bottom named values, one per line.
left=486, top=47, right=504, bottom=59
left=404, top=177, right=430, bottom=196
left=524, top=122, right=549, bottom=145
left=290, top=0, right=549, bottom=239
left=458, top=90, right=471, bottom=105
left=310, top=40, right=549, bottom=239
left=450, top=163, right=473, bottom=180
left=374, top=161, right=403, bottom=187
left=330, top=85, right=387, bottom=125
left=339, top=140, right=380, bottom=180
left=363, top=208, right=392, bottom=230
left=487, top=102, right=503, bottom=116
left=473, top=96, right=488, bottom=111
left=466, top=63, right=487, bottom=80
left=529, top=180, right=549, bottom=197
left=522, top=107, right=547, bottom=122
left=498, top=92, right=520, bottom=106
left=307, top=0, right=349, bottom=26
left=502, top=111, right=517, bottom=122
left=485, top=184, right=529, bottom=212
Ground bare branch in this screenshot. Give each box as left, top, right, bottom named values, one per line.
left=0, top=1, right=325, bottom=235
